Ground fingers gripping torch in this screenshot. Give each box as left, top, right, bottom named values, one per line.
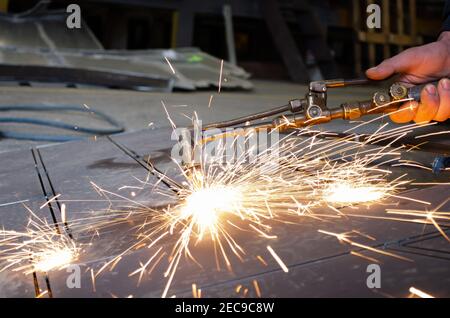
left=203, top=79, right=437, bottom=132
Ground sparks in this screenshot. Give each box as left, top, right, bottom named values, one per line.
left=61, top=113, right=444, bottom=298
left=164, top=56, right=176, bottom=74
left=385, top=197, right=450, bottom=242
left=318, top=229, right=412, bottom=262
left=324, top=183, right=386, bottom=204
left=0, top=210, right=79, bottom=275
left=179, top=185, right=242, bottom=235
left=267, top=245, right=288, bottom=273
left=253, top=279, right=262, bottom=297
left=409, top=287, right=434, bottom=298
left=33, top=247, right=74, bottom=273
left=218, top=59, right=224, bottom=93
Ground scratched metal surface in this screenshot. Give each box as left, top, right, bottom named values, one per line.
left=0, top=128, right=449, bottom=298
left=177, top=242, right=450, bottom=298
left=0, top=148, right=54, bottom=297
left=0, top=149, right=49, bottom=230
left=44, top=183, right=450, bottom=298
left=34, top=135, right=172, bottom=223
left=405, top=233, right=450, bottom=254
left=0, top=7, right=252, bottom=92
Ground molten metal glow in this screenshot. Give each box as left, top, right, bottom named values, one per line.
left=0, top=73, right=448, bottom=299
left=325, top=183, right=386, bottom=204
left=86, top=121, right=418, bottom=297
left=27, top=112, right=441, bottom=298
left=33, top=247, right=75, bottom=273
left=179, top=185, right=242, bottom=235
left=0, top=209, right=78, bottom=275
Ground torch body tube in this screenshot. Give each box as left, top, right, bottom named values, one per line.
left=407, top=81, right=439, bottom=101
left=341, top=100, right=398, bottom=118
left=274, top=100, right=397, bottom=131
left=391, top=81, right=440, bottom=102
left=229, top=80, right=444, bottom=132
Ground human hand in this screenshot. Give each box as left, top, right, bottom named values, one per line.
left=366, top=31, right=450, bottom=123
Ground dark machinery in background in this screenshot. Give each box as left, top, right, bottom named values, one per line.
left=3, top=0, right=342, bottom=82
left=4, top=0, right=442, bottom=82
left=0, top=1, right=251, bottom=141
left=0, top=0, right=445, bottom=142
left=0, top=1, right=251, bottom=91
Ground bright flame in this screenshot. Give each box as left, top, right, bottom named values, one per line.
left=33, top=247, right=75, bottom=273
left=0, top=208, right=79, bottom=275
left=325, top=183, right=386, bottom=204
left=179, top=185, right=242, bottom=233
left=77, top=118, right=431, bottom=297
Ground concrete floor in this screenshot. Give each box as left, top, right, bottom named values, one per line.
left=0, top=80, right=389, bottom=153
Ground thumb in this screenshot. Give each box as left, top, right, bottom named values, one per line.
left=365, top=49, right=415, bottom=80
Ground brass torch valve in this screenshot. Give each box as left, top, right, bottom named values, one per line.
left=274, top=80, right=439, bottom=132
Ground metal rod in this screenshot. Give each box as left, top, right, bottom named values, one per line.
left=203, top=104, right=290, bottom=129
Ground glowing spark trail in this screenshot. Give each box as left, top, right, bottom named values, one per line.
left=0, top=199, right=29, bottom=208
left=415, top=130, right=450, bottom=139
left=0, top=69, right=449, bottom=299
left=61, top=203, right=67, bottom=224
left=409, top=287, right=434, bottom=298
left=40, top=194, right=61, bottom=209
left=318, top=230, right=412, bottom=262
left=164, top=56, right=176, bottom=74
left=385, top=197, right=450, bottom=242
left=208, top=94, right=214, bottom=108
left=29, top=110, right=446, bottom=298
left=350, top=251, right=380, bottom=263
left=80, top=118, right=426, bottom=297
left=36, top=290, right=49, bottom=298
left=256, top=255, right=268, bottom=266
left=218, top=59, right=224, bottom=93
left=324, top=183, right=386, bottom=204
left=253, top=279, right=262, bottom=297
left=267, top=245, right=288, bottom=273
left=0, top=209, right=79, bottom=275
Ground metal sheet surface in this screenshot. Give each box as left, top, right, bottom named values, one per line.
left=0, top=128, right=449, bottom=297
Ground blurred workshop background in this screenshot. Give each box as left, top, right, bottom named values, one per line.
left=2, top=0, right=444, bottom=80
left=0, top=0, right=447, bottom=152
